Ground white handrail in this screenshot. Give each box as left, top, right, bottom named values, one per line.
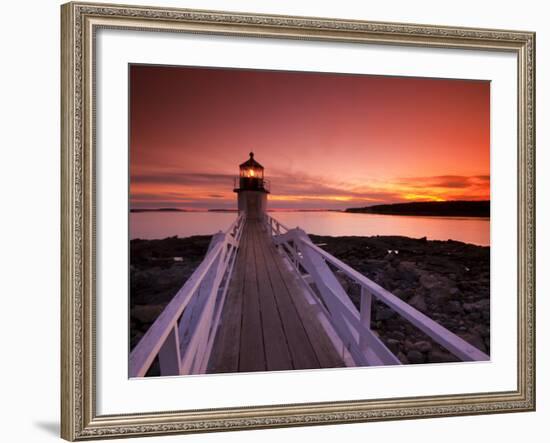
left=264, top=214, right=489, bottom=365
left=300, top=239, right=488, bottom=361
left=129, top=213, right=246, bottom=377
left=265, top=213, right=290, bottom=236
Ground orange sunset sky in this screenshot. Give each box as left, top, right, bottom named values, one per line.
left=130, top=65, right=489, bottom=210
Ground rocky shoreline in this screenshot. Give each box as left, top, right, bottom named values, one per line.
left=130, top=234, right=489, bottom=365
left=130, top=235, right=212, bottom=350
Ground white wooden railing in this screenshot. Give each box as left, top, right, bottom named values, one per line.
left=129, top=213, right=246, bottom=377
left=264, top=214, right=489, bottom=366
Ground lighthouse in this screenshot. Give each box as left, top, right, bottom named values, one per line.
left=234, top=152, right=270, bottom=219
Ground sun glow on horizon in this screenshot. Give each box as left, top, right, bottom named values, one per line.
left=402, top=194, right=446, bottom=202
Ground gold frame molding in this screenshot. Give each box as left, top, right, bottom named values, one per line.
left=61, top=2, right=536, bottom=440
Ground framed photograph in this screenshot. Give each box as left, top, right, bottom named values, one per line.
left=61, top=2, right=536, bottom=440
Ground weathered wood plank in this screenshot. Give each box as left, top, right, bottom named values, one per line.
left=259, top=228, right=320, bottom=370
left=208, top=219, right=346, bottom=374
left=207, top=225, right=248, bottom=373
left=251, top=222, right=294, bottom=371
left=199, top=242, right=241, bottom=373
left=273, top=255, right=345, bottom=369
left=238, top=222, right=266, bottom=372
left=270, top=241, right=345, bottom=368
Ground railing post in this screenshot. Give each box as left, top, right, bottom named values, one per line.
left=273, top=219, right=281, bottom=251
left=158, top=325, right=182, bottom=376
left=359, top=286, right=373, bottom=351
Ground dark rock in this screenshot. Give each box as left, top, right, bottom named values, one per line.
left=467, top=312, right=482, bottom=321
left=413, top=340, right=432, bottom=353
left=459, top=332, right=488, bottom=353
left=384, top=319, right=403, bottom=331
left=476, top=299, right=490, bottom=311
left=409, top=293, right=427, bottom=312
left=429, top=283, right=456, bottom=302
left=375, top=308, right=395, bottom=321
left=386, top=339, right=401, bottom=354
left=131, top=331, right=144, bottom=349
left=444, top=300, right=462, bottom=314
left=471, top=324, right=489, bottom=338
left=419, top=273, right=440, bottom=290
left=407, top=350, right=425, bottom=364
left=397, top=352, right=409, bottom=364
left=132, top=304, right=164, bottom=324
left=393, top=288, right=407, bottom=300
left=448, top=287, right=460, bottom=298
left=427, top=350, right=458, bottom=363
left=389, top=330, right=405, bottom=341
left=384, top=262, right=399, bottom=276
left=397, top=261, right=418, bottom=282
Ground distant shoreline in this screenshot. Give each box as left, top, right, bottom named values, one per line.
left=131, top=200, right=490, bottom=218
left=346, top=200, right=490, bottom=218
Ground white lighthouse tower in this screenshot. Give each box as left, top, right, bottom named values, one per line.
left=234, top=152, right=269, bottom=220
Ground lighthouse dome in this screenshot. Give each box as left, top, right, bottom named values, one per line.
left=239, top=152, right=264, bottom=179
left=239, top=152, right=264, bottom=170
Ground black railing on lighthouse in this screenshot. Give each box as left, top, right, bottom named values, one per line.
left=233, top=176, right=271, bottom=193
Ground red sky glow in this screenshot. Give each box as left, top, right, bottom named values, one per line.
left=130, top=65, right=490, bottom=210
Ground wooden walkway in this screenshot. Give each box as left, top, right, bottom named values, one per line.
left=208, top=219, right=345, bottom=373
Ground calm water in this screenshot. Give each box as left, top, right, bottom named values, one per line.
left=130, top=211, right=489, bottom=246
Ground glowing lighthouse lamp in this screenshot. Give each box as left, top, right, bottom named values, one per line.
left=234, top=152, right=270, bottom=219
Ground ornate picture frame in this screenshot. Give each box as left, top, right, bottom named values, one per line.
left=61, top=2, right=535, bottom=440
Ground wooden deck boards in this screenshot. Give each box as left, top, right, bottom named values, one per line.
left=208, top=219, right=344, bottom=374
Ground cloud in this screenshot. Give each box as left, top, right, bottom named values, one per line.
left=131, top=171, right=235, bottom=187
left=130, top=169, right=489, bottom=209
left=397, top=175, right=490, bottom=190
left=131, top=192, right=197, bottom=203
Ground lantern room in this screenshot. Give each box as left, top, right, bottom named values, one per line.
left=240, top=151, right=264, bottom=178
left=236, top=152, right=269, bottom=192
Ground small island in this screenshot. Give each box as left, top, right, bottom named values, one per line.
left=346, top=200, right=490, bottom=217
